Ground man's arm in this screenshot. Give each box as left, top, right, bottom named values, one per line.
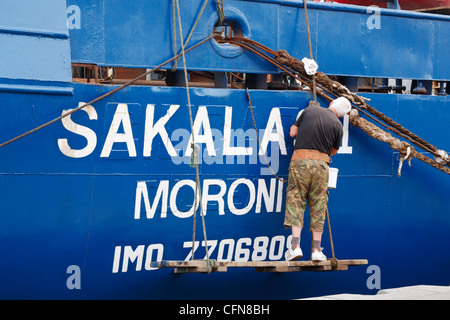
left=290, top=125, right=299, bottom=138
left=291, top=109, right=304, bottom=138
left=330, top=124, right=343, bottom=156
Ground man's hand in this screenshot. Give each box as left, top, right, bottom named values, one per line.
left=330, top=147, right=338, bottom=156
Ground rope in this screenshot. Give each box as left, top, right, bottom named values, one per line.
left=325, top=208, right=338, bottom=268
left=215, top=36, right=449, bottom=176
left=246, top=88, right=287, bottom=184
left=302, top=44, right=448, bottom=172
left=215, top=0, right=225, bottom=28
left=171, top=0, right=178, bottom=71
left=217, top=36, right=332, bottom=102
left=171, top=0, right=210, bottom=71
left=174, top=0, right=211, bottom=273
left=0, top=36, right=213, bottom=150
left=303, top=0, right=317, bottom=103
left=349, top=109, right=450, bottom=176
left=274, top=49, right=448, bottom=165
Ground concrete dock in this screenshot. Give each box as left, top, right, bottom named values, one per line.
left=302, top=285, right=450, bottom=300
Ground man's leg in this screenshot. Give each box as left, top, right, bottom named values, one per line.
left=284, top=161, right=308, bottom=241
left=292, top=226, right=302, bottom=250
left=312, top=230, right=322, bottom=252
left=284, top=160, right=308, bottom=260
left=309, top=161, right=329, bottom=260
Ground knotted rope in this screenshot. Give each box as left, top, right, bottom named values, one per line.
left=349, top=109, right=450, bottom=176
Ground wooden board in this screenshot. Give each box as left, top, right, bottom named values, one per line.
left=150, top=259, right=368, bottom=273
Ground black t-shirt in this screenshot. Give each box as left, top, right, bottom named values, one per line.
left=293, top=105, right=343, bottom=155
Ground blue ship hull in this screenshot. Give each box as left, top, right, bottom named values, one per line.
left=0, top=0, right=449, bottom=299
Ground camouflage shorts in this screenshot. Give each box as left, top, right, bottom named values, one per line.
left=284, top=159, right=329, bottom=232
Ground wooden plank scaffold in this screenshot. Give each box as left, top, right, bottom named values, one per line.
left=150, top=202, right=368, bottom=274
left=150, top=258, right=368, bottom=274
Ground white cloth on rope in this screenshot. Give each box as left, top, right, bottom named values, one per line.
left=434, top=149, right=449, bottom=165
left=302, top=57, right=319, bottom=76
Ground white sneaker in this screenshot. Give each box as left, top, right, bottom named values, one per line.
left=311, top=249, right=327, bottom=262
left=285, top=247, right=303, bottom=261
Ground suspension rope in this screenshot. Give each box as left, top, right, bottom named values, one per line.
left=303, top=0, right=317, bottom=103
left=174, top=0, right=212, bottom=272
left=246, top=88, right=287, bottom=183
left=171, top=0, right=210, bottom=71
left=215, top=0, right=225, bottom=28
left=171, top=0, right=178, bottom=71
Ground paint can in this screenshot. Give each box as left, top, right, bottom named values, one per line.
left=328, top=167, right=339, bottom=189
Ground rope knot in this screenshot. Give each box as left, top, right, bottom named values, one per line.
left=398, top=144, right=414, bottom=177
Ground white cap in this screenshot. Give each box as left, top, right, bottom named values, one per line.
left=331, top=97, right=351, bottom=117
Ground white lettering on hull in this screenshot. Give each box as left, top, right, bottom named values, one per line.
left=134, top=178, right=284, bottom=220
left=58, top=103, right=350, bottom=160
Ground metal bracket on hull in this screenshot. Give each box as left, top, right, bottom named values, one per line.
left=151, top=259, right=368, bottom=274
